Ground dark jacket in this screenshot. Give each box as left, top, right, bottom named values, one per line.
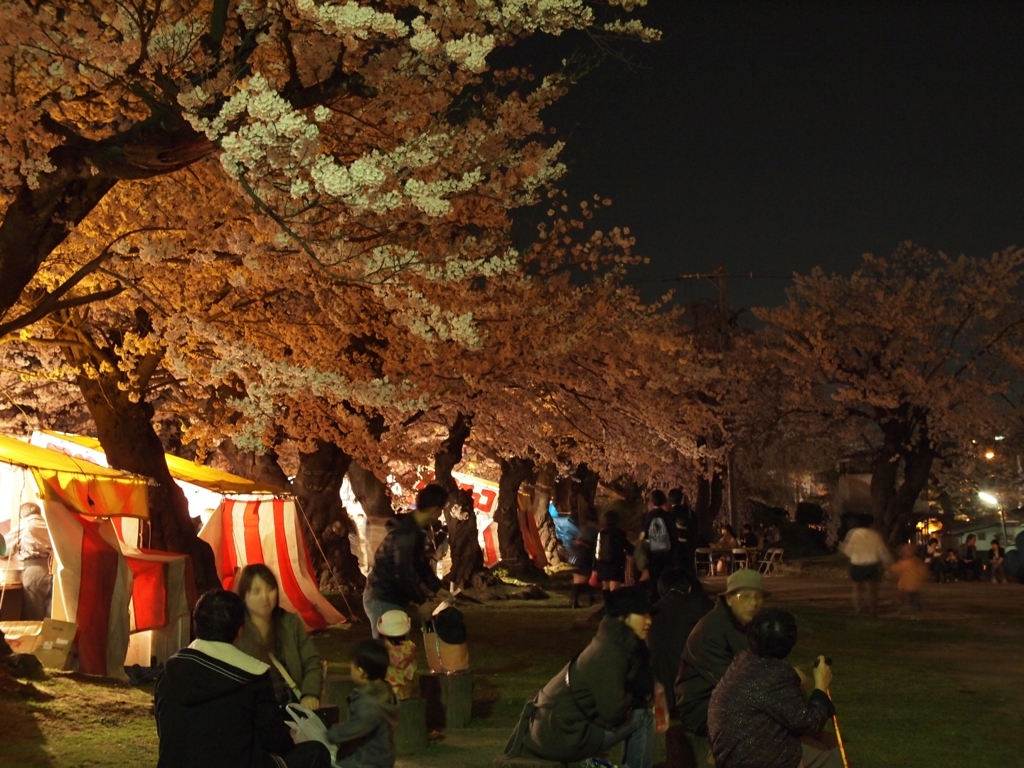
left=507, top=616, right=653, bottom=763
left=365, top=514, right=442, bottom=606
left=155, top=641, right=295, bottom=768
left=647, top=586, right=714, bottom=719
left=674, top=595, right=748, bottom=735
left=328, top=680, right=399, bottom=768
left=236, top=609, right=322, bottom=701
left=595, top=525, right=633, bottom=581
left=708, top=651, right=835, bottom=768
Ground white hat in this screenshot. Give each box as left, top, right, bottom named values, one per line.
left=377, top=609, right=412, bottom=638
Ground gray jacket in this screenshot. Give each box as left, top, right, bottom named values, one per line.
left=328, top=680, right=399, bottom=768
left=236, top=610, right=322, bottom=699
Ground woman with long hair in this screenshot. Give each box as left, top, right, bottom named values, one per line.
left=235, top=563, right=322, bottom=709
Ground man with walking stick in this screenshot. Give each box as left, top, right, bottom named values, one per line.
left=708, top=608, right=845, bottom=768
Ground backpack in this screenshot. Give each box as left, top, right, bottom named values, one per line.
left=647, top=515, right=671, bottom=553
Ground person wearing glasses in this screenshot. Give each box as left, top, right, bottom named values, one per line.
left=673, top=569, right=767, bottom=767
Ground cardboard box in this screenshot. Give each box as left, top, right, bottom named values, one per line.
left=0, top=618, right=76, bottom=669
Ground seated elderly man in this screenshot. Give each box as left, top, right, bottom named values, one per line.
left=708, top=608, right=843, bottom=768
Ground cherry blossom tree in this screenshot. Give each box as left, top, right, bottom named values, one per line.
left=754, top=245, right=1024, bottom=542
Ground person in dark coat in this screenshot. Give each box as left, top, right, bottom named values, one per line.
left=594, top=508, right=634, bottom=590
left=504, top=586, right=658, bottom=768
left=674, top=569, right=767, bottom=766
left=708, top=609, right=842, bottom=768
left=648, top=568, right=713, bottom=768
left=667, top=488, right=697, bottom=573
left=641, top=490, right=676, bottom=593
left=363, top=483, right=453, bottom=638
left=155, top=589, right=331, bottom=768
left=571, top=520, right=600, bottom=608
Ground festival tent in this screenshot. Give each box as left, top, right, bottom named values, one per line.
left=34, top=432, right=344, bottom=631
left=200, top=498, right=344, bottom=630
left=0, top=435, right=151, bottom=678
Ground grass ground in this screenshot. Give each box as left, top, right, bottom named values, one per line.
left=2, top=574, right=1022, bottom=768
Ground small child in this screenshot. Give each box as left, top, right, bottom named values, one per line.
left=889, top=543, right=927, bottom=616
left=377, top=609, right=419, bottom=701
left=327, top=639, right=399, bottom=768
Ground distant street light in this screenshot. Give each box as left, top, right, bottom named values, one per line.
left=978, top=491, right=1009, bottom=545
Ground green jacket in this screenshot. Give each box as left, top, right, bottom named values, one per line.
left=236, top=610, right=322, bottom=699
left=507, top=616, right=652, bottom=763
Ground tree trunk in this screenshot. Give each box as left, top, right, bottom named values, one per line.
left=76, top=376, right=219, bottom=593
left=346, top=461, right=396, bottom=520
left=217, top=442, right=292, bottom=490
left=529, top=463, right=562, bottom=566
left=291, top=441, right=362, bottom=589
left=433, top=414, right=483, bottom=587
left=872, top=444, right=934, bottom=545
left=494, top=456, right=536, bottom=577
left=694, top=468, right=725, bottom=548
left=555, top=463, right=600, bottom=525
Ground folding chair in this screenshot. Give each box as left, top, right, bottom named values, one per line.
left=758, top=548, right=783, bottom=576
left=694, top=548, right=715, bottom=577
left=731, top=548, right=751, bottom=572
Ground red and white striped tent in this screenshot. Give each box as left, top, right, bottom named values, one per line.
left=33, top=432, right=344, bottom=631
left=0, top=435, right=154, bottom=678
left=200, top=498, right=344, bottom=630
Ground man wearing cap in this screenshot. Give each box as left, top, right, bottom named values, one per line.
left=363, top=483, right=453, bottom=638
left=504, top=585, right=658, bottom=768
left=674, top=569, right=767, bottom=766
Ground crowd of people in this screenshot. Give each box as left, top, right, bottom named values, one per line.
left=149, top=480, right=1018, bottom=768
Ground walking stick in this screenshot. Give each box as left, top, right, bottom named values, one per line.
left=829, top=691, right=850, bottom=768
left=815, top=656, right=850, bottom=768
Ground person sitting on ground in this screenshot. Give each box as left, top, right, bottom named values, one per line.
left=989, top=537, right=1006, bottom=583
left=594, top=508, right=634, bottom=591
left=376, top=609, right=418, bottom=701
left=363, top=483, right=453, bottom=638
left=328, top=638, right=399, bottom=768
left=708, top=609, right=842, bottom=768
left=504, top=585, right=658, bottom=768
left=155, top=589, right=331, bottom=768
left=959, top=534, right=981, bottom=581
left=888, top=543, right=927, bottom=616
left=235, top=563, right=322, bottom=709
left=674, top=568, right=768, bottom=766
left=646, top=567, right=713, bottom=765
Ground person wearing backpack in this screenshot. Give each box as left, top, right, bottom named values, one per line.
left=641, top=490, right=676, bottom=598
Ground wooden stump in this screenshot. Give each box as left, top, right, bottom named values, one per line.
left=419, top=671, right=474, bottom=729
left=395, top=697, right=428, bottom=755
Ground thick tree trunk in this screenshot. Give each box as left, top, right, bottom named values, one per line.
left=694, top=469, right=724, bottom=548
left=291, top=441, right=362, bottom=589
left=872, top=448, right=934, bottom=545
left=555, top=463, right=600, bottom=525
left=494, top=456, right=536, bottom=577
left=529, top=463, right=562, bottom=566
left=217, top=442, right=292, bottom=490
left=433, top=414, right=483, bottom=587
left=76, top=376, right=219, bottom=593
left=346, top=461, right=396, bottom=520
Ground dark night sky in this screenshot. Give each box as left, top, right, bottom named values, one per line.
left=543, top=1, right=1024, bottom=312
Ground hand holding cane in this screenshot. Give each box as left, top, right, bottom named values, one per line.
left=814, top=655, right=850, bottom=768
